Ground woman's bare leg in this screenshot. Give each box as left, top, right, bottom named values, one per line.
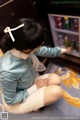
left=48, top=73, right=61, bottom=85
left=35, top=74, right=63, bottom=107
left=44, top=85, right=63, bottom=106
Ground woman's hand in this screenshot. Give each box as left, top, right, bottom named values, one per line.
left=35, top=78, right=49, bottom=89
left=66, top=47, right=72, bottom=53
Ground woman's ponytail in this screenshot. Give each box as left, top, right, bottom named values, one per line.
left=0, top=33, right=14, bottom=53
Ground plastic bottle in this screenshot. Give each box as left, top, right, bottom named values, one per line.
left=74, top=18, right=79, bottom=31
left=64, top=36, right=69, bottom=47
left=58, top=34, right=64, bottom=46
left=55, top=16, right=62, bottom=29
left=70, top=39, right=75, bottom=49
left=64, top=16, right=70, bottom=29
left=75, top=42, right=79, bottom=51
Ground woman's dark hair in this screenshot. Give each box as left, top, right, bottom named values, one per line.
left=0, top=18, right=45, bottom=53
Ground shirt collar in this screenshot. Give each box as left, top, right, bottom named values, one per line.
left=10, top=48, right=29, bottom=60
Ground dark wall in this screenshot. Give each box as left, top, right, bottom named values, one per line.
left=32, top=0, right=80, bottom=46
left=32, top=0, right=80, bottom=19
left=0, top=0, right=36, bottom=38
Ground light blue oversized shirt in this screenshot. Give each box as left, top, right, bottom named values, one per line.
left=0, top=46, right=61, bottom=105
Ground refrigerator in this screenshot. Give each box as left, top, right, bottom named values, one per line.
left=48, top=14, right=80, bottom=65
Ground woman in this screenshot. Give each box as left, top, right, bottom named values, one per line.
left=0, top=18, right=71, bottom=114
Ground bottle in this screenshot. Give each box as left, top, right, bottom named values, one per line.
left=57, top=22, right=62, bottom=29
left=56, top=16, right=62, bottom=22
left=58, top=34, right=64, bottom=46
left=70, top=39, right=75, bottom=49
left=64, top=36, right=69, bottom=47
left=55, top=16, right=62, bottom=29
left=74, top=18, right=79, bottom=31
left=75, top=42, right=79, bottom=51
left=64, top=16, right=70, bottom=29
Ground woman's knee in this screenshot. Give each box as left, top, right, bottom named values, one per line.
left=48, top=74, right=61, bottom=85
left=52, top=85, right=63, bottom=98
left=44, top=85, right=63, bottom=105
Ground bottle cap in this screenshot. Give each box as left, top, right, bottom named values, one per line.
left=64, top=16, right=69, bottom=20
left=65, top=36, right=68, bottom=40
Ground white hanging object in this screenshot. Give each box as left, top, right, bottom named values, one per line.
left=4, top=24, right=24, bottom=42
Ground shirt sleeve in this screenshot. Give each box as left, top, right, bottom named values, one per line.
left=0, top=71, right=29, bottom=105
left=35, top=46, right=61, bottom=57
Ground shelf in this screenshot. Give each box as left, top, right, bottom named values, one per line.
left=54, top=28, right=79, bottom=36
left=66, top=50, right=80, bottom=58
left=59, top=54, right=80, bottom=65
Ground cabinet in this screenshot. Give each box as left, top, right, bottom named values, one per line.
left=48, top=14, right=80, bottom=59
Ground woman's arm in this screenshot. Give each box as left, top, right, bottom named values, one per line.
left=35, top=46, right=72, bottom=58
left=0, top=71, right=29, bottom=105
